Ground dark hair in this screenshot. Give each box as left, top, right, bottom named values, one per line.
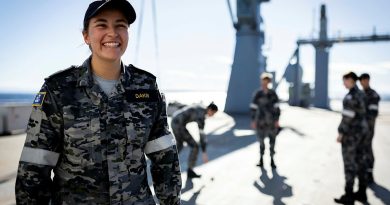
left=343, top=71, right=358, bottom=81
left=207, top=102, right=218, bottom=112
left=359, top=73, right=370, bottom=80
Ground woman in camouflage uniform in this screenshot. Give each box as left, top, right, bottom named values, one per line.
left=15, top=1, right=181, bottom=204
left=335, top=72, right=369, bottom=205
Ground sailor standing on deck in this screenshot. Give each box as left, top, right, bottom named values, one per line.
left=335, top=71, right=369, bottom=205
left=171, top=102, right=218, bottom=178
left=359, top=73, right=381, bottom=184
left=15, top=1, right=181, bottom=204
left=250, top=72, right=281, bottom=169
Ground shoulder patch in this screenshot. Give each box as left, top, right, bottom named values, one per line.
left=127, top=64, right=156, bottom=79
left=32, top=92, right=46, bottom=107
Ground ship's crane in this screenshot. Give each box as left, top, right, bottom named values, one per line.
left=225, top=0, right=270, bottom=114
left=279, top=4, right=390, bottom=108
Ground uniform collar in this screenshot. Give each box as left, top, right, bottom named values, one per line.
left=77, top=56, right=129, bottom=91
left=349, top=85, right=359, bottom=93
left=77, top=56, right=94, bottom=87
left=363, top=86, right=371, bottom=92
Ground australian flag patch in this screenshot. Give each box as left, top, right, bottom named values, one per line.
left=32, top=92, right=46, bottom=107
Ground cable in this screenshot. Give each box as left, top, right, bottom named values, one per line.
left=134, top=0, right=145, bottom=65
left=151, top=0, right=161, bottom=85
left=226, top=0, right=236, bottom=27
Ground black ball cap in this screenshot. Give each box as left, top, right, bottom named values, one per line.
left=359, top=73, right=370, bottom=80
left=84, top=0, right=136, bottom=28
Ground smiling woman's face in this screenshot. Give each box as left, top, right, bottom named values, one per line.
left=83, top=9, right=129, bottom=63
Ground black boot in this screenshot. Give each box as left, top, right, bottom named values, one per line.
left=334, top=191, right=354, bottom=205
left=187, top=168, right=201, bottom=179
left=256, top=157, right=263, bottom=167
left=354, top=185, right=367, bottom=203
left=271, top=158, right=277, bottom=169
left=367, top=172, right=374, bottom=184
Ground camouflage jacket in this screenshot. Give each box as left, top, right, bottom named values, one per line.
left=363, top=87, right=380, bottom=121
left=250, top=89, right=281, bottom=129
left=338, top=85, right=368, bottom=136
left=171, top=105, right=207, bottom=152
left=15, top=57, right=182, bottom=205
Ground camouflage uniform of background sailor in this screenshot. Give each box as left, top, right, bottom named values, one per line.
left=15, top=57, right=182, bottom=205
left=338, top=85, right=369, bottom=198
left=250, top=88, right=280, bottom=167
left=171, top=105, right=207, bottom=169
left=361, top=83, right=380, bottom=182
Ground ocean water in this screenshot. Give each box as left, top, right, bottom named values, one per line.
left=0, top=93, right=35, bottom=104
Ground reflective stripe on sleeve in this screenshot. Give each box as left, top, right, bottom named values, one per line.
left=250, top=103, right=258, bottom=109
left=145, top=134, right=176, bottom=154
left=274, top=103, right=280, bottom=108
left=20, top=147, right=60, bottom=166
left=342, top=109, right=356, bottom=118
left=368, top=104, right=378, bottom=110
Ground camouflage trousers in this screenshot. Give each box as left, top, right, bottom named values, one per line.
left=341, top=133, right=369, bottom=192
left=256, top=128, right=277, bottom=158
left=171, top=123, right=198, bottom=169
left=366, top=119, right=376, bottom=172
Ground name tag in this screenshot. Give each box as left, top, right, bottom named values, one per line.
left=125, top=90, right=159, bottom=102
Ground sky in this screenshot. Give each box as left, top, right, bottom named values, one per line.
left=0, top=0, right=389, bottom=100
